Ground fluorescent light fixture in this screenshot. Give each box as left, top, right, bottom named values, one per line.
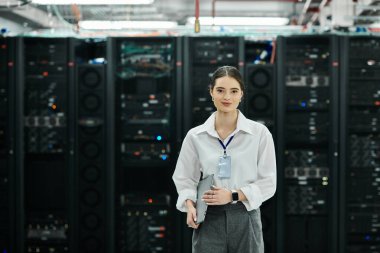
left=79, top=20, right=177, bottom=30
left=32, top=0, right=154, bottom=5
left=187, top=17, right=289, bottom=26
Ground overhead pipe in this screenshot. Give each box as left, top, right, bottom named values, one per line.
left=212, top=0, right=216, bottom=25
left=195, top=0, right=200, bottom=32
left=71, top=4, right=82, bottom=32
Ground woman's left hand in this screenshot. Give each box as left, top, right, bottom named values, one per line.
left=202, top=186, right=232, bottom=205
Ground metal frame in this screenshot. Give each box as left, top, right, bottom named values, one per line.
left=6, top=36, right=16, bottom=253
left=275, top=35, right=285, bottom=253
left=330, top=34, right=340, bottom=253
left=15, top=36, right=24, bottom=253
left=68, top=37, right=77, bottom=253
left=106, top=37, right=116, bottom=253
left=338, top=34, right=349, bottom=253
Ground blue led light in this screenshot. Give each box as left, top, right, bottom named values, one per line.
left=156, top=135, right=162, bottom=141
left=4, top=248, right=8, bottom=253
left=365, top=235, right=371, bottom=241
left=300, top=101, right=307, bottom=108
left=161, top=155, right=168, bottom=161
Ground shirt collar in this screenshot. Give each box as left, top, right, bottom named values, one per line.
left=195, top=110, right=254, bottom=137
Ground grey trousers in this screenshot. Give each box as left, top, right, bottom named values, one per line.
left=192, top=202, right=264, bottom=253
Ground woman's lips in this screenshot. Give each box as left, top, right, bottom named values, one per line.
left=222, top=102, right=232, bottom=106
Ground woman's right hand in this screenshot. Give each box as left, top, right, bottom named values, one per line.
left=186, top=199, right=199, bottom=229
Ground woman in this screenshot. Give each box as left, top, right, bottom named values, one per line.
left=173, top=66, right=276, bottom=253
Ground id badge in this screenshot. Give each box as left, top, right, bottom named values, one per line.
left=218, top=155, right=231, bottom=179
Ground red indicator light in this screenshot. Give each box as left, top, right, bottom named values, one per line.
left=42, top=72, right=49, bottom=77
left=148, top=198, right=153, bottom=204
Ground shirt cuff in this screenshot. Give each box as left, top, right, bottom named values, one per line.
left=240, top=183, right=263, bottom=211
left=176, top=189, right=197, bottom=212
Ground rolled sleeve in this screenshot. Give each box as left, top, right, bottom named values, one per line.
left=241, top=130, right=277, bottom=211
left=172, top=132, right=201, bottom=212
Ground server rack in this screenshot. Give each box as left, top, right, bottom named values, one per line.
left=73, top=38, right=112, bottom=253
left=276, top=35, right=339, bottom=253
left=0, top=37, right=16, bottom=253
left=111, top=37, right=181, bottom=253
left=15, top=37, right=75, bottom=253
left=244, top=39, right=277, bottom=253
left=339, top=35, right=380, bottom=253
left=181, top=36, right=244, bottom=253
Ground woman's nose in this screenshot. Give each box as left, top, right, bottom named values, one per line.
left=224, top=93, right=231, bottom=100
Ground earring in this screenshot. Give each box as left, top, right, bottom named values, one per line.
left=212, top=97, right=214, bottom=101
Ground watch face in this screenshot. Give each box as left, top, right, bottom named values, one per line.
left=232, top=192, right=239, bottom=201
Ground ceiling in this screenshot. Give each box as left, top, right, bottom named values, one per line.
left=0, top=0, right=379, bottom=35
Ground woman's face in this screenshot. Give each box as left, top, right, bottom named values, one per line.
left=210, top=76, right=243, bottom=113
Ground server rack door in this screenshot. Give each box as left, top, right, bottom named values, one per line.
left=73, top=38, right=110, bottom=253
left=276, top=35, right=339, bottom=253
left=112, top=37, right=179, bottom=253
left=244, top=39, right=277, bottom=253
left=21, top=37, right=73, bottom=253
left=339, top=36, right=380, bottom=253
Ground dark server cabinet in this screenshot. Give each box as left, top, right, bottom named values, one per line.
left=183, top=36, right=244, bottom=132
left=18, top=38, right=75, bottom=253
left=276, top=35, right=339, bottom=253
left=74, top=38, right=113, bottom=253
left=0, top=37, right=15, bottom=253
left=339, top=36, right=380, bottom=253
left=181, top=36, right=243, bottom=253
left=244, top=40, right=276, bottom=253
left=111, top=37, right=181, bottom=253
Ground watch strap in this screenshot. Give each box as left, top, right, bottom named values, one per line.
left=231, top=189, right=239, bottom=204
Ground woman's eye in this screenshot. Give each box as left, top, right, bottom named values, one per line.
left=217, top=89, right=223, bottom=93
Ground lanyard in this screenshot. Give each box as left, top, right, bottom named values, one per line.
left=218, top=135, right=234, bottom=156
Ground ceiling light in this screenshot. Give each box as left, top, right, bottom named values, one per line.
left=78, top=20, right=177, bottom=30
left=31, top=0, right=154, bottom=5
left=186, top=17, right=289, bottom=26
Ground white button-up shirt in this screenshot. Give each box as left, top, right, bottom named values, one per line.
left=172, top=110, right=276, bottom=212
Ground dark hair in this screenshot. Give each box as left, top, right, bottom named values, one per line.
left=209, top=66, right=245, bottom=92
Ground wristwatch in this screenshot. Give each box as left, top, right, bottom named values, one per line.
left=231, top=190, right=239, bottom=204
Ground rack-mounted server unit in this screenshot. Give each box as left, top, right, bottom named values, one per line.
left=19, top=37, right=74, bottom=253
left=276, top=35, right=339, bottom=253
left=339, top=36, right=380, bottom=253
left=111, top=37, right=182, bottom=253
